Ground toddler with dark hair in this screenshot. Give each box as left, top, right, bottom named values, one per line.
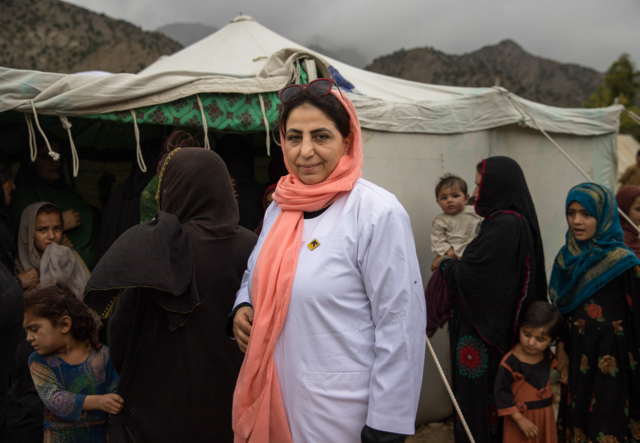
left=426, top=174, right=482, bottom=338
left=431, top=174, right=481, bottom=259
left=24, top=283, right=121, bottom=443
left=494, top=301, right=563, bottom=443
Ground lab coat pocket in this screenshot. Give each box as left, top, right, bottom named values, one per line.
left=294, top=371, right=371, bottom=440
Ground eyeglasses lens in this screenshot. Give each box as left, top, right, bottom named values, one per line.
left=280, top=86, right=301, bottom=104
left=308, top=79, right=332, bottom=97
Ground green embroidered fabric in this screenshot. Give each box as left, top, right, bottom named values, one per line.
left=85, top=92, right=282, bottom=133
left=83, top=68, right=311, bottom=133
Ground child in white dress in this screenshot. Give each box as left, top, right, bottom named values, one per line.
left=431, top=174, right=482, bottom=259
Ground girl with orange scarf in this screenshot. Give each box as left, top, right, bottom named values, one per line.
left=229, top=80, right=426, bottom=443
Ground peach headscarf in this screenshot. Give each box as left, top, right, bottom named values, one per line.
left=232, top=89, right=363, bottom=442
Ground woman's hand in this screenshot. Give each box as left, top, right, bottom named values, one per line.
left=62, top=209, right=81, bottom=231
left=233, top=306, right=255, bottom=353
left=556, top=342, right=570, bottom=384
left=431, top=256, right=442, bottom=273
left=512, top=412, right=539, bottom=439
left=18, top=267, right=39, bottom=290
left=445, top=247, right=457, bottom=259
left=60, top=234, right=74, bottom=249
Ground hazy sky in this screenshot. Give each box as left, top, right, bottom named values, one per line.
left=67, top=0, right=639, bottom=72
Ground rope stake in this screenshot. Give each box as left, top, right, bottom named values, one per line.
left=426, top=336, right=476, bottom=442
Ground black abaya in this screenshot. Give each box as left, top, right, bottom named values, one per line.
left=441, top=156, right=547, bottom=443
left=0, top=263, right=24, bottom=414
left=85, top=148, right=257, bottom=443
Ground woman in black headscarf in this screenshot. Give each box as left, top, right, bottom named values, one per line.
left=84, top=146, right=257, bottom=442
left=93, top=138, right=161, bottom=265
left=432, top=156, right=547, bottom=443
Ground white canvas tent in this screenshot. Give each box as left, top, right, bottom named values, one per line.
left=0, top=14, right=623, bottom=425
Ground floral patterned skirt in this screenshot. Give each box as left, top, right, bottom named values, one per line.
left=449, top=309, right=503, bottom=443
left=557, top=295, right=640, bottom=443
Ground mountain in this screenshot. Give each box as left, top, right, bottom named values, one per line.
left=365, top=40, right=604, bottom=108
left=157, top=23, right=218, bottom=47
left=0, top=0, right=183, bottom=74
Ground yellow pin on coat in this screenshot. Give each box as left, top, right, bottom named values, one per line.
left=307, top=239, right=320, bottom=251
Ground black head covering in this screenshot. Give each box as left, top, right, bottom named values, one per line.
left=84, top=211, right=199, bottom=330
left=0, top=156, right=17, bottom=275
left=158, top=147, right=240, bottom=238
left=443, top=156, right=547, bottom=353
left=94, top=139, right=161, bottom=264
left=475, top=156, right=546, bottom=298
left=87, top=147, right=258, bottom=443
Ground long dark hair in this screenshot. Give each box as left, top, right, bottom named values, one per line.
left=25, top=283, right=102, bottom=350
left=279, top=86, right=351, bottom=139
left=519, top=301, right=564, bottom=341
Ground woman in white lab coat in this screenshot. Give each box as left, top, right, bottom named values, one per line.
left=230, top=79, right=426, bottom=443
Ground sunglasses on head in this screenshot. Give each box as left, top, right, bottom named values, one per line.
left=278, top=78, right=345, bottom=104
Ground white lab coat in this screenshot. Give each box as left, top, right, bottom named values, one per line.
left=233, top=179, right=426, bottom=442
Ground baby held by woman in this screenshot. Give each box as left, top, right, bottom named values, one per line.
left=426, top=174, right=482, bottom=337
left=431, top=174, right=482, bottom=259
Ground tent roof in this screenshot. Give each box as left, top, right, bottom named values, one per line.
left=0, top=15, right=622, bottom=136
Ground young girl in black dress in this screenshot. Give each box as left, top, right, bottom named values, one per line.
left=494, top=301, right=563, bottom=443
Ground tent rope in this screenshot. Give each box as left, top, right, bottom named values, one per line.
left=29, top=100, right=60, bottom=161
left=258, top=93, right=271, bottom=156
left=495, top=87, right=640, bottom=234
left=625, top=108, right=640, bottom=126
left=24, top=114, right=37, bottom=162
left=129, top=110, right=147, bottom=173
left=426, top=336, right=476, bottom=442
left=272, top=131, right=282, bottom=147
left=59, top=116, right=79, bottom=177
left=196, top=94, right=211, bottom=150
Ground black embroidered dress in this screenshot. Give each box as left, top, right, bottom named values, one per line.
left=557, top=268, right=640, bottom=443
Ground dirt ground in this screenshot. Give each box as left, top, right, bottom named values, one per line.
left=406, top=419, right=455, bottom=443
left=406, top=376, right=561, bottom=443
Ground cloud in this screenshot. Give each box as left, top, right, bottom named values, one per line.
left=66, top=0, right=640, bottom=71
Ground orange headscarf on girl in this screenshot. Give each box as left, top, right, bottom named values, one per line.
left=232, top=89, right=363, bottom=443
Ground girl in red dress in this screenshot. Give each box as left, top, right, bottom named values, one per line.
left=494, top=301, right=563, bottom=443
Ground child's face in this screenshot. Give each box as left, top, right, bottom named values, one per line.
left=34, top=212, right=63, bottom=255
left=567, top=201, right=597, bottom=242
left=23, top=309, right=71, bottom=355
left=519, top=326, right=552, bottom=356
left=437, top=186, right=469, bottom=215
